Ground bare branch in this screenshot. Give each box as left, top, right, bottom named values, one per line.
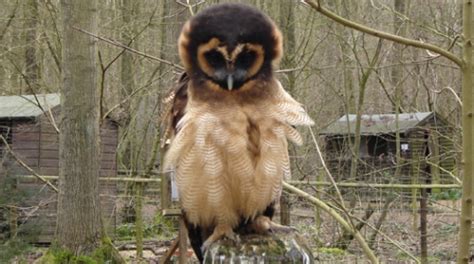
left=282, top=181, right=379, bottom=263
left=72, top=27, right=184, bottom=71
left=433, top=86, right=463, bottom=107
left=0, top=135, right=58, bottom=193
left=308, top=126, right=345, bottom=208
left=102, top=67, right=173, bottom=121
left=0, top=0, right=19, bottom=42
left=302, top=0, right=462, bottom=67
left=276, top=67, right=303, bottom=73
left=176, top=0, right=205, bottom=16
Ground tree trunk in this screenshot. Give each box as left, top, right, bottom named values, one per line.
left=119, top=0, right=136, bottom=171
left=419, top=186, right=428, bottom=263
left=336, top=0, right=356, bottom=115
left=368, top=195, right=396, bottom=249
left=337, top=40, right=382, bottom=250
left=457, top=0, right=474, bottom=263
left=393, top=0, right=407, bottom=176
left=24, top=0, right=39, bottom=93
left=392, top=0, right=407, bottom=112
left=278, top=0, right=296, bottom=226
left=56, top=0, right=102, bottom=255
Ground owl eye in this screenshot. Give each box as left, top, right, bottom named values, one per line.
left=205, top=50, right=225, bottom=68
left=236, top=50, right=256, bottom=69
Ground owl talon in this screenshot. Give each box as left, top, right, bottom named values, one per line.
left=226, top=231, right=240, bottom=243
left=200, top=243, right=209, bottom=254
left=201, top=225, right=237, bottom=252
left=251, top=215, right=296, bottom=234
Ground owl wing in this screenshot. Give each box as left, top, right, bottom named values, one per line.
left=273, top=80, right=314, bottom=128
left=243, top=80, right=314, bottom=216
left=161, top=73, right=210, bottom=261
left=161, top=72, right=189, bottom=146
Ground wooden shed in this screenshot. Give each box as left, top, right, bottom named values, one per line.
left=0, top=94, right=118, bottom=243
left=319, top=112, right=457, bottom=188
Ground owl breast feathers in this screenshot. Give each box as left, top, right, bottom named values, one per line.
left=164, top=79, right=313, bottom=228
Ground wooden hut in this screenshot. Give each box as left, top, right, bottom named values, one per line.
left=0, top=94, right=118, bottom=243
left=319, top=112, right=457, bottom=189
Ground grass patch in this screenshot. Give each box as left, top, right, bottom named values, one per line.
left=115, top=212, right=176, bottom=241
left=0, top=238, right=34, bottom=263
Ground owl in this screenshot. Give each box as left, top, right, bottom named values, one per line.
left=162, top=3, right=314, bottom=262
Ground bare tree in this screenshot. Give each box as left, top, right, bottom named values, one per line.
left=54, top=1, right=122, bottom=261
left=23, top=0, right=39, bottom=93
left=56, top=0, right=101, bottom=254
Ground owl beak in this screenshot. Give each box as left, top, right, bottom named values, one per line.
left=227, top=74, right=234, bottom=91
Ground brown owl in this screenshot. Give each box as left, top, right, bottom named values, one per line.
left=163, top=3, right=314, bottom=262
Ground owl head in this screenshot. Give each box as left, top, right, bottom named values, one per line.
left=178, top=3, right=283, bottom=91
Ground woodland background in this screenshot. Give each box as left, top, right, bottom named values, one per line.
left=0, top=0, right=468, bottom=263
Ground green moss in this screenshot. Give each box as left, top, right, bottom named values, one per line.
left=38, top=249, right=98, bottom=264
left=38, top=239, right=121, bottom=264
left=317, top=247, right=346, bottom=256
left=267, top=238, right=286, bottom=256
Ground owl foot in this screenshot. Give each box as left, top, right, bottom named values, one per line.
left=251, top=215, right=296, bottom=234
left=201, top=224, right=239, bottom=252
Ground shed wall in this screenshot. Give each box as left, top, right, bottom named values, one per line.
left=323, top=116, right=457, bottom=200
left=2, top=114, right=119, bottom=243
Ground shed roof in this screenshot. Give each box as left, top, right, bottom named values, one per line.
left=0, top=94, right=60, bottom=119
left=320, top=112, right=437, bottom=135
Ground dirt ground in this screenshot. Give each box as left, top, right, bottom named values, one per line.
left=121, top=198, right=460, bottom=263
left=162, top=198, right=459, bottom=263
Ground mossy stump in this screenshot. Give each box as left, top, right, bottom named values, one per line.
left=203, top=231, right=314, bottom=263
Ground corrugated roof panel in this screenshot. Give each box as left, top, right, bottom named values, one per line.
left=321, top=112, right=433, bottom=135
left=0, top=94, right=60, bottom=118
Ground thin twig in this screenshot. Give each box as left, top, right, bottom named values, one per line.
left=46, top=103, right=60, bottom=133
left=4, top=57, right=60, bottom=133
left=176, top=0, right=205, bottom=15
left=16, top=175, right=161, bottom=183
left=0, top=135, right=58, bottom=193
left=308, top=127, right=345, bottom=209
left=276, top=67, right=303, bottom=73
left=347, top=206, right=420, bottom=263
left=102, top=68, right=173, bottom=120
left=159, top=237, right=180, bottom=264
left=0, top=0, right=19, bottom=42
left=432, top=86, right=463, bottom=107
left=72, top=26, right=184, bottom=70
left=98, top=3, right=161, bottom=121
left=302, top=0, right=462, bottom=67
left=426, top=160, right=462, bottom=185
left=283, top=181, right=378, bottom=263
left=288, top=181, right=461, bottom=189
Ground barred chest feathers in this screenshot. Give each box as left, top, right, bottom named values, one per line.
left=163, top=80, right=314, bottom=228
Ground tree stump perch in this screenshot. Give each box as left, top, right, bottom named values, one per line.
left=203, top=230, right=314, bottom=263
